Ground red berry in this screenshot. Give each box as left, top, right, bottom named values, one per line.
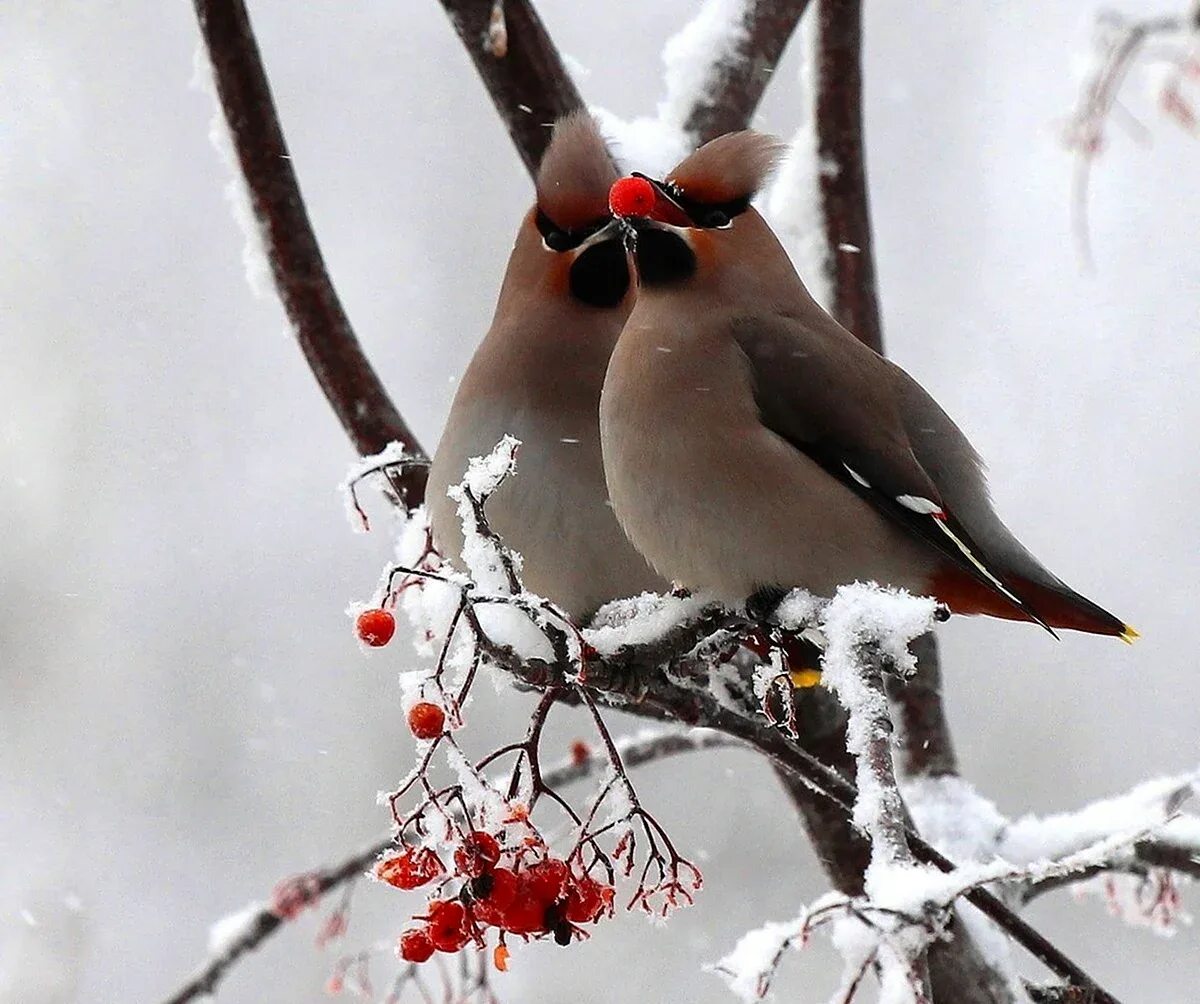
left=407, top=702, right=445, bottom=740
left=525, top=858, right=569, bottom=905
left=454, top=831, right=502, bottom=876
left=398, top=928, right=435, bottom=963
left=564, top=874, right=613, bottom=924
left=376, top=848, right=445, bottom=890
left=608, top=176, right=657, bottom=218
left=472, top=866, right=519, bottom=927
left=356, top=608, right=395, bottom=647
left=500, top=892, right=547, bottom=935
left=427, top=900, right=470, bottom=953
left=485, top=867, right=518, bottom=910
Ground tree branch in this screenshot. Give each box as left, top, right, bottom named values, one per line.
left=436, top=0, right=585, bottom=176
left=681, top=0, right=813, bottom=144
left=158, top=729, right=737, bottom=1004
left=813, top=0, right=881, bottom=354
left=194, top=0, right=428, bottom=505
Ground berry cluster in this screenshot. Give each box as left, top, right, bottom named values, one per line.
left=378, top=830, right=615, bottom=968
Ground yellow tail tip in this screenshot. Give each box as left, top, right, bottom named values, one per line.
left=1120, top=624, right=1140, bottom=645
left=789, top=668, right=824, bottom=689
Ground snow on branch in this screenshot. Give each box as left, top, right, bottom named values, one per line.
left=1064, top=2, right=1200, bottom=265
left=158, top=728, right=736, bottom=1004
left=436, top=0, right=586, bottom=176
left=594, top=0, right=809, bottom=175
left=192, top=0, right=427, bottom=494
left=670, top=0, right=812, bottom=146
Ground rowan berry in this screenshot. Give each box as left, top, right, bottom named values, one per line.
left=398, top=928, right=435, bottom=963
left=376, top=848, right=444, bottom=890
left=355, top=608, right=395, bottom=647
left=407, top=702, right=445, bottom=740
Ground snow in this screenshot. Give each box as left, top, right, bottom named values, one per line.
left=659, top=0, right=750, bottom=137
left=591, top=107, right=690, bottom=178
left=820, top=584, right=938, bottom=686
left=584, top=590, right=711, bottom=655
left=339, top=441, right=424, bottom=533
left=207, top=901, right=262, bottom=956
left=819, top=584, right=936, bottom=846
left=708, top=912, right=802, bottom=1002
left=592, top=0, right=752, bottom=177
left=999, top=769, right=1199, bottom=864
left=770, top=588, right=822, bottom=632
left=447, top=435, right=524, bottom=593
left=190, top=46, right=274, bottom=301
left=764, top=11, right=834, bottom=310
left=902, top=775, right=1008, bottom=862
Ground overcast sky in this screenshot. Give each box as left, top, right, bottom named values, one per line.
left=2, top=2, right=1198, bottom=1002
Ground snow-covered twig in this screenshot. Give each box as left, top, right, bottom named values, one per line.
left=193, top=0, right=427, bottom=494
left=712, top=818, right=1166, bottom=1004
left=1065, top=2, right=1200, bottom=266
left=157, top=728, right=735, bottom=1004
left=820, top=585, right=939, bottom=1001
left=671, top=0, right=812, bottom=146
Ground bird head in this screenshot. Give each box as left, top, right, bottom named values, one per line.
left=500, top=112, right=629, bottom=310
left=607, top=131, right=790, bottom=295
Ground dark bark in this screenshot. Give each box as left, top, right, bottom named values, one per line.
left=682, top=0, right=813, bottom=144
left=194, top=0, right=428, bottom=506
left=436, top=0, right=585, bottom=175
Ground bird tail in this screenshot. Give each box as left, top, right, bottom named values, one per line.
left=930, top=568, right=1136, bottom=641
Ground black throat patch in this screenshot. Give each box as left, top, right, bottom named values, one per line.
left=568, top=240, right=630, bottom=308
left=634, top=228, right=696, bottom=287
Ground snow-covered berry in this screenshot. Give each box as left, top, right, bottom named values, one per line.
left=407, top=702, right=445, bottom=740
left=355, top=608, right=395, bottom=647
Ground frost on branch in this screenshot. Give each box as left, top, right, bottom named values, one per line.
left=712, top=585, right=1198, bottom=1002
left=1063, top=3, right=1200, bottom=262
left=341, top=440, right=704, bottom=998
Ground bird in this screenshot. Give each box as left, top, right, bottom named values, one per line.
left=427, top=112, right=665, bottom=623
left=599, top=131, right=1134, bottom=639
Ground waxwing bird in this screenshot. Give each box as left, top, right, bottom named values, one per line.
left=600, top=132, right=1133, bottom=639
left=427, top=113, right=665, bottom=622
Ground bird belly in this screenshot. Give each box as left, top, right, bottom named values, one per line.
left=429, top=402, right=663, bottom=621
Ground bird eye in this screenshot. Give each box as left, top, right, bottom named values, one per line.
left=543, top=229, right=573, bottom=252
left=703, top=209, right=731, bottom=229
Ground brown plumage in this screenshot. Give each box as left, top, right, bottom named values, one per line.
left=600, top=131, right=1132, bottom=639
left=427, top=113, right=665, bottom=622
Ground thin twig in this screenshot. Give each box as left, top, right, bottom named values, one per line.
left=157, top=728, right=736, bottom=1004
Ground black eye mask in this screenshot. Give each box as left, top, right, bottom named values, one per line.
left=535, top=209, right=609, bottom=251
left=630, top=172, right=753, bottom=230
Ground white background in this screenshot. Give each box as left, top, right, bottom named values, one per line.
left=2, top=1, right=1198, bottom=1001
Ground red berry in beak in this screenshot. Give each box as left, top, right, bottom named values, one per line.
left=608, top=176, right=657, bottom=218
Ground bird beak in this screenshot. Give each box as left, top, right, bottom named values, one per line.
left=609, top=174, right=692, bottom=230
left=577, top=216, right=624, bottom=250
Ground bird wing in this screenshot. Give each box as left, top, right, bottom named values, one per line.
left=729, top=310, right=1049, bottom=629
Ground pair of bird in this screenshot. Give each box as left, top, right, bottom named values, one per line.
left=427, top=113, right=1132, bottom=643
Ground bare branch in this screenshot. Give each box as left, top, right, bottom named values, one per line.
left=813, top=0, right=882, bottom=354
left=157, top=729, right=736, bottom=1004
left=886, top=632, right=959, bottom=779
left=681, top=0, right=813, bottom=145
left=193, top=0, right=428, bottom=505
left=1064, top=4, right=1199, bottom=267
left=436, top=0, right=585, bottom=177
